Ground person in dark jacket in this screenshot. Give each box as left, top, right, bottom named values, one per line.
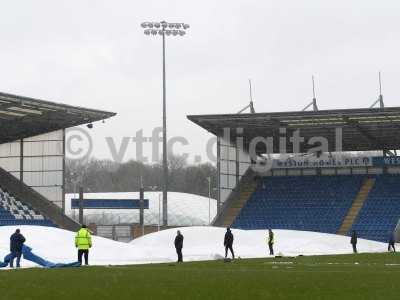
left=350, top=230, right=358, bottom=254
left=388, top=232, right=396, bottom=252
left=174, top=230, right=184, bottom=263
left=224, top=227, right=235, bottom=259
left=9, top=229, right=26, bottom=268
left=268, top=229, right=274, bottom=256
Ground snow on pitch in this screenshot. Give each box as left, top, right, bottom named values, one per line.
left=0, top=226, right=386, bottom=268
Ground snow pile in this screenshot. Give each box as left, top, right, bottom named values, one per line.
left=0, top=226, right=148, bottom=268
left=65, top=192, right=217, bottom=226
left=131, top=226, right=386, bottom=259
left=0, top=226, right=387, bottom=269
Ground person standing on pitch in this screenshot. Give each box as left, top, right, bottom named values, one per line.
left=174, top=230, right=184, bottom=263
left=9, top=229, right=26, bottom=268
left=75, top=225, right=92, bottom=265
left=388, top=232, right=396, bottom=252
left=268, top=229, right=274, bottom=256
left=351, top=230, right=358, bottom=254
left=224, top=227, right=235, bottom=259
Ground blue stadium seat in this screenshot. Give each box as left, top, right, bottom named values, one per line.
left=232, top=175, right=364, bottom=234
left=0, top=186, right=56, bottom=227
left=232, top=174, right=400, bottom=242
left=351, top=174, right=400, bottom=242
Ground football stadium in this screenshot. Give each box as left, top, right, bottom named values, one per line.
left=1, top=2, right=400, bottom=299
left=0, top=90, right=400, bottom=299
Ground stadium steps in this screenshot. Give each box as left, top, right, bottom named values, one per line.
left=0, top=166, right=80, bottom=231
left=212, top=168, right=258, bottom=227
left=337, top=177, right=375, bottom=236
left=221, top=184, right=258, bottom=227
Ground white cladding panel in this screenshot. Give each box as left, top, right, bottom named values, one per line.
left=0, top=130, right=64, bottom=209
left=0, top=157, right=20, bottom=172
left=0, top=142, right=20, bottom=156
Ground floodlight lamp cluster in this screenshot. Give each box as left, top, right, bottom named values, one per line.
left=141, top=21, right=189, bottom=36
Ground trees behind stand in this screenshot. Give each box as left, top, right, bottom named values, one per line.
left=65, top=155, right=217, bottom=199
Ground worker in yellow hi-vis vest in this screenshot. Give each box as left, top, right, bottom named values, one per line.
left=267, top=229, right=274, bottom=256
left=75, top=225, right=92, bottom=265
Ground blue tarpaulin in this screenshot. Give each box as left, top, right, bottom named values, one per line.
left=0, top=245, right=80, bottom=268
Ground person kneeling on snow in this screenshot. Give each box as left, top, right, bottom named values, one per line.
left=9, top=229, right=26, bottom=268
left=75, top=225, right=92, bottom=265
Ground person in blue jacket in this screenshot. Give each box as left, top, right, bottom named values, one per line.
left=9, top=229, right=26, bottom=268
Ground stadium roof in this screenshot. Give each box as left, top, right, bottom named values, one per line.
left=188, top=107, right=400, bottom=153
left=0, top=92, right=116, bottom=144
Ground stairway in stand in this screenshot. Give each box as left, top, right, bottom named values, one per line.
left=337, top=177, right=375, bottom=235
left=220, top=182, right=258, bottom=228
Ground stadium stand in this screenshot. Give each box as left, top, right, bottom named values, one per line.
left=0, top=165, right=80, bottom=230
left=0, top=186, right=55, bottom=227
left=351, top=174, right=400, bottom=242
left=232, top=175, right=365, bottom=233
left=229, top=174, right=400, bottom=242
left=0, top=91, right=115, bottom=230
left=190, top=107, right=400, bottom=243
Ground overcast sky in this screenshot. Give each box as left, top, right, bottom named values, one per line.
left=0, top=1, right=399, bottom=164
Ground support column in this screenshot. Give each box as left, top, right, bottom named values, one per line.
left=217, top=136, right=221, bottom=215
left=19, top=139, right=24, bottom=182
left=139, top=186, right=144, bottom=227
left=78, top=187, right=84, bottom=225
left=62, top=129, right=66, bottom=213
left=235, top=145, right=239, bottom=187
